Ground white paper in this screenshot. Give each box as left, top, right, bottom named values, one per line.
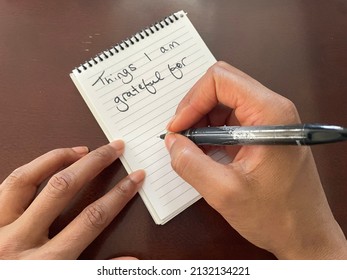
left=70, top=11, right=221, bottom=224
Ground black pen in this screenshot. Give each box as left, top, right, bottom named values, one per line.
left=159, top=124, right=347, bottom=145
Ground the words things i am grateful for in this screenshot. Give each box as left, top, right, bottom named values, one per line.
left=91, top=40, right=188, bottom=113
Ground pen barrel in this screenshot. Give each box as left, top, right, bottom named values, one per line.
left=182, top=126, right=305, bottom=145
left=182, top=124, right=347, bottom=145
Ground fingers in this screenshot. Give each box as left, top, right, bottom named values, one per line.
left=17, top=141, right=125, bottom=235
left=43, top=170, right=145, bottom=259
left=168, top=61, right=300, bottom=132
left=0, top=146, right=88, bottom=226
left=165, top=133, right=239, bottom=208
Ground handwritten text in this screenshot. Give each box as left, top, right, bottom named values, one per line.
left=114, top=57, right=187, bottom=112
left=92, top=64, right=137, bottom=87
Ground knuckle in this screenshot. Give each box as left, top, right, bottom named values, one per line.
left=171, top=147, right=192, bottom=179
left=209, top=61, right=234, bottom=77
left=278, top=98, right=300, bottom=123
left=47, top=148, right=73, bottom=161
left=81, top=203, right=108, bottom=230
left=3, top=166, right=28, bottom=188
left=208, top=61, right=226, bottom=77
left=47, top=148, right=68, bottom=157
left=45, top=172, right=74, bottom=198
left=114, top=179, right=134, bottom=199
left=0, top=244, right=16, bottom=259
left=89, top=146, right=112, bottom=161
left=212, top=60, right=227, bottom=70
left=0, top=232, right=23, bottom=259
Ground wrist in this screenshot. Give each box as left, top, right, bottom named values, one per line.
left=274, top=219, right=347, bottom=259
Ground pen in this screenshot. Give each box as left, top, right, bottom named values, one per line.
left=159, top=124, right=347, bottom=146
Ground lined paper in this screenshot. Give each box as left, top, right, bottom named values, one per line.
left=70, top=11, right=227, bottom=224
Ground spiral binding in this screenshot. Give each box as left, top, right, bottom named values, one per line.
left=75, top=12, right=182, bottom=73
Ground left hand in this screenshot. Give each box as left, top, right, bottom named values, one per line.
left=0, top=140, right=145, bottom=259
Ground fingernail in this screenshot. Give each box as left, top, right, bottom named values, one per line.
left=109, top=139, right=125, bottom=153
left=71, top=146, right=89, bottom=155
left=164, top=133, right=177, bottom=151
left=129, top=169, right=146, bottom=185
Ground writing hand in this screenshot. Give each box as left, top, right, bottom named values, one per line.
left=0, top=141, right=145, bottom=259
left=165, top=61, right=347, bottom=259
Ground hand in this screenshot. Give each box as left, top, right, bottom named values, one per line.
left=0, top=141, right=145, bottom=259
left=165, top=61, right=347, bottom=259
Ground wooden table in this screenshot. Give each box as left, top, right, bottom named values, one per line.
left=1, top=0, right=346, bottom=259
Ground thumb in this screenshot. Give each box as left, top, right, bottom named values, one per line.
left=165, top=133, right=231, bottom=201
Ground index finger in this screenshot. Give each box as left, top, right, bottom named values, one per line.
left=44, top=170, right=145, bottom=259
left=0, top=146, right=88, bottom=226
left=168, top=61, right=300, bottom=132
left=18, top=141, right=125, bottom=235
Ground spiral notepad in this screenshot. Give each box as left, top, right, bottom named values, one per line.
left=70, top=10, right=228, bottom=224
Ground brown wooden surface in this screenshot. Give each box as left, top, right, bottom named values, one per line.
left=1, top=0, right=346, bottom=259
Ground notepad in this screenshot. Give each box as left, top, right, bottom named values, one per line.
left=70, top=10, right=229, bottom=224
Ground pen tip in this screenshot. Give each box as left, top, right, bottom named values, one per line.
left=159, top=134, right=166, bottom=140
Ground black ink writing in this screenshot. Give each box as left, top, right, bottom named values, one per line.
left=168, top=57, right=187, bottom=80
left=139, top=71, right=164, bottom=94
left=144, top=52, right=152, bottom=61
left=92, top=64, right=137, bottom=87
left=160, top=41, right=180, bottom=54
left=114, top=71, right=164, bottom=112
left=114, top=85, right=139, bottom=112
